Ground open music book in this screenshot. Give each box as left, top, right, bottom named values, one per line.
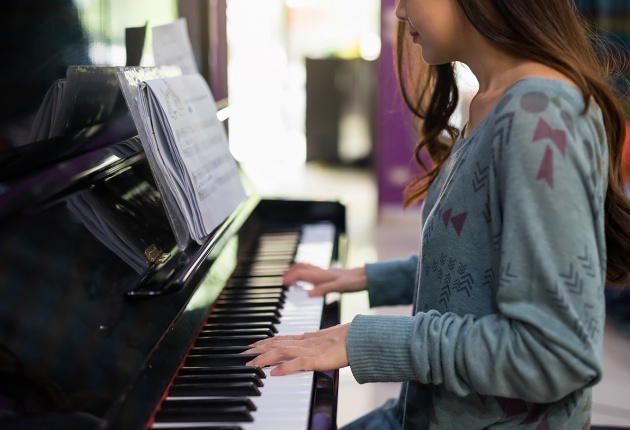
left=118, top=67, right=246, bottom=248
left=122, top=70, right=246, bottom=246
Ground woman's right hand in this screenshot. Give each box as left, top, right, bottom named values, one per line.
left=282, top=263, right=368, bottom=297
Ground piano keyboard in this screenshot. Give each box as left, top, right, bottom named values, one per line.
left=150, top=222, right=336, bottom=430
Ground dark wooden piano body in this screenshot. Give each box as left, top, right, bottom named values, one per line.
left=0, top=91, right=345, bottom=429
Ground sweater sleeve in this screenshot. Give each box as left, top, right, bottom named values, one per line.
left=347, top=94, right=607, bottom=403
left=364, top=255, right=418, bottom=307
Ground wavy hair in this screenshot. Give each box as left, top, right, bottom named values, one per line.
left=396, top=0, right=630, bottom=285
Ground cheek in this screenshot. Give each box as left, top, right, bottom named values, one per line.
left=418, top=30, right=459, bottom=65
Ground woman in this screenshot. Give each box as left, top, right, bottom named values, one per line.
left=246, top=0, right=630, bottom=428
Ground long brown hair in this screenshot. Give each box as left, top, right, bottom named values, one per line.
left=396, top=0, right=630, bottom=285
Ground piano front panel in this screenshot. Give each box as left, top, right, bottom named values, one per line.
left=0, top=154, right=184, bottom=419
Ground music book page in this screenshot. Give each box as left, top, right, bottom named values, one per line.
left=137, top=73, right=246, bottom=243
left=152, top=18, right=198, bottom=75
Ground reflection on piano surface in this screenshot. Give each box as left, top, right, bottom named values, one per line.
left=0, top=105, right=345, bottom=429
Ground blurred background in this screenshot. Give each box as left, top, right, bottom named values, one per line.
left=0, top=0, right=629, bottom=427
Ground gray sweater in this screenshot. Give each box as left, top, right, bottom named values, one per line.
left=346, top=78, right=607, bottom=429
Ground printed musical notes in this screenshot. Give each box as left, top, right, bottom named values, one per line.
left=136, top=73, right=246, bottom=244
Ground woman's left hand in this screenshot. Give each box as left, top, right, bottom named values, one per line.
left=244, top=323, right=350, bottom=376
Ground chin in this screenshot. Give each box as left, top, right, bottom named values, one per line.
left=420, top=48, right=456, bottom=66
left=421, top=55, right=452, bottom=66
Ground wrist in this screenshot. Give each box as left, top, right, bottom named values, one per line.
left=350, top=267, right=368, bottom=291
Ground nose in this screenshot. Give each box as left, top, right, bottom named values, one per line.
left=395, top=0, right=407, bottom=21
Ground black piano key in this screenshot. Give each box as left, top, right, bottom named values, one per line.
left=253, top=253, right=294, bottom=259
left=216, top=298, right=283, bottom=307
left=231, top=267, right=289, bottom=277
left=161, top=397, right=257, bottom=411
left=199, top=329, right=275, bottom=338
left=219, top=290, right=285, bottom=299
left=189, top=346, right=251, bottom=355
left=217, top=297, right=285, bottom=306
left=253, top=250, right=294, bottom=255
left=257, top=237, right=297, bottom=243
left=227, top=277, right=285, bottom=287
left=185, top=353, right=259, bottom=367
left=236, top=268, right=287, bottom=276
left=155, top=405, right=254, bottom=423
left=151, top=422, right=243, bottom=430
left=258, top=243, right=297, bottom=248
left=152, top=426, right=243, bottom=430
left=231, top=271, right=282, bottom=278
left=203, top=322, right=278, bottom=333
left=178, top=366, right=265, bottom=378
left=211, top=306, right=281, bottom=317
left=218, top=290, right=285, bottom=301
left=230, top=263, right=286, bottom=270
left=174, top=373, right=263, bottom=387
left=237, top=255, right=294, bottom=263
left=212, top=304, right=281, bottom=312
left=221, top=286, right=286, bottom=294
left=205, top=312, right=280, bottom=324
left=168, top=381, right=261, bottom=397
left=224, top=284, right=288, bottom=292
left=255, top=237, right=296, bottom=243
left=248, top=261, right=291, bottom=268
left=259, top=231, right=299, bottom=237
left=251, top=246, right=295, bottom=252
left=246, top=259, right=292, bottom=265
left=258, top=233, right=298, bottom=239
left=194, top=335, right=268, bottom=347
left=258, top=230, right=298, bottom=237
left=216, top=299, right=282, bottom=307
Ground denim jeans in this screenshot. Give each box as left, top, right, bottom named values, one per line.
left=340, top=398, right=403, bottom=430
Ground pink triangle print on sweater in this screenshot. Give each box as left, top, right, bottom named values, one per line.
left=441, top=208, right=468, bottom=236
left=532, top=117, right=568, bottom=189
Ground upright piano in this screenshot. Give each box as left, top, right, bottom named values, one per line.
left=0, top=91, right=345, bottom=429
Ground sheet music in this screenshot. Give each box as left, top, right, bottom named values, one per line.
left=152, top=18, right=198, bottom=75
left=116, top=66, right=191, bottom=249
left=138, top=73, right=246, bottom=243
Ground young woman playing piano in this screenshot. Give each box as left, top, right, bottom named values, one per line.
left=245, top=0, right=630, bottom=428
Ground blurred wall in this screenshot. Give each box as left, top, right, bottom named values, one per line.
left=375, top=0, right=417, bottom=208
